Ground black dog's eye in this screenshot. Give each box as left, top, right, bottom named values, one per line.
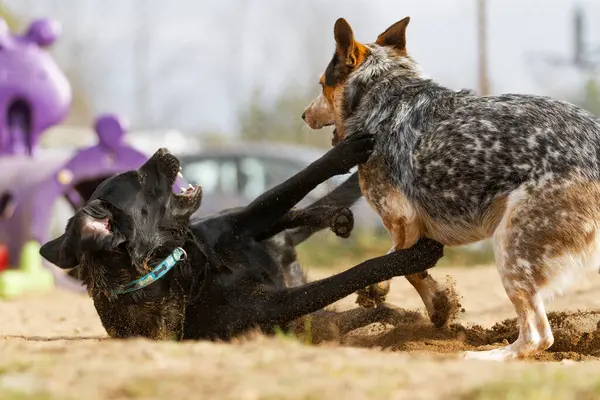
left=139, top=173, right=147, bottom=184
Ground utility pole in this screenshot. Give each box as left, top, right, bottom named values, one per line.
left=527, top=4, right=600, bottom=73
left=134, top=0, right=150, bottom=130
left=573, top=5, right=584, bottom=66
left=476, top=0, right=491, bottom=95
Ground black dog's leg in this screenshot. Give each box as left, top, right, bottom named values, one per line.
left=286, top=172, right=362, bottom=246
left=254, top=205, right=352, bottom=242
left=259, top=238, right=444, bottom=328
left=290, top=304, right=419, bottom=344
left=227, top=133, right=374, bottom=239
left=329, top=303, right=421, bottom=336
left=256, top=171, right=361, bottom=243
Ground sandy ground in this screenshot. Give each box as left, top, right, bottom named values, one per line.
left=3, top=266, right=600, bottom=399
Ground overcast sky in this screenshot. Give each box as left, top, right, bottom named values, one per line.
left=6, top=0, right=600, bottom=134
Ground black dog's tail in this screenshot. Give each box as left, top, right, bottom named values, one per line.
left=287, top=172, right=362, bottom=246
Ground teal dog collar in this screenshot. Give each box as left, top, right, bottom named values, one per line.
left=111, top=247, right=187, bottom=295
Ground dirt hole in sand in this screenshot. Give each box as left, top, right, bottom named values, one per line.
left=294, top=276, right=600, bottom=362
left=341, top=309, right=600, bottom=361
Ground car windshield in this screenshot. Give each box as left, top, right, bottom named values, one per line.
left=238, top=156, right=305, bottom=198
left=180, top=154, right=335, bottom=201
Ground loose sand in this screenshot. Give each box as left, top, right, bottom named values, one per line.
left=3, top=266, right=600, bottom=399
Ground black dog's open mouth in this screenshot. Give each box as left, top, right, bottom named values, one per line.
left=152, top=148, right=202, bottom=205
left=177, top=183, right=202, bottom=199
left=175, top=184, right=202, bottom=204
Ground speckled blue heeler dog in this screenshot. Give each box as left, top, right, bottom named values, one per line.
left=302, top=16, right=600, bottom=361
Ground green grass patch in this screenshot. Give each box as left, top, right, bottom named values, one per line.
left=116, top=382, right=162, bottom=399
left=0, top=361, right=35, bottom=377
left=459, top=371, right=600, bottom=400
left=296, top=229, right=495, bottom=271
left=113, top=380, right=158, bottom=399
left=0, top=360, right=66, bottom=400
left=0, top=3, right=23, bottom=31
left=0, top=391, right=63, bottom=400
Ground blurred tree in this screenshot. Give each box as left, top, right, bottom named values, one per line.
left=59, top=69, right=94, bottom=126
left=236, top=0, right=373, bottom=149
left=579, top=77, right=600, bottom=116
left=560, top=75, right=600, bottom=117
left=0, top=2, right=20, bottom=30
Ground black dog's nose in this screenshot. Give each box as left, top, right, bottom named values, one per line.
left=301, top=111, right=306, bottom=120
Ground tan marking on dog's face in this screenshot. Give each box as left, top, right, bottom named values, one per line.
left=303, top=90, right=336, bottom=131
left=302, top=18, right=368, bottom=144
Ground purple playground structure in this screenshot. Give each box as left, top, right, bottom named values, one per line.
left=0, top=17, right=181, bottom=295
left=0, top=114, right=152, bottom=290
left=0, top=17, right=70, bottom=156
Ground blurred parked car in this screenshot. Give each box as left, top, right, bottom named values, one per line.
left=178, top=141, right=383, bottom=230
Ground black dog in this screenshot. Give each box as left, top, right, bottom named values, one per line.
left=40, top=133, right=443, bottom=341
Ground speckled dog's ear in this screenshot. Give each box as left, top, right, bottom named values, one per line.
left=376, top=17, right=410, bottom=54
left=334, top=18, right=358, bottom=67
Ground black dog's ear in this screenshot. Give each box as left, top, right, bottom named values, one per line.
left=77, top=200, right=129, bottom=252
left=40, top=200, right=128, bottom=269
left=40, top=232, right=79, bottom=269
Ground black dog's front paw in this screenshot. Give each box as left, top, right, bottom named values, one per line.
left=330, top=208, right=354, bottom=238
left=325, top=132, right=375, bottom=175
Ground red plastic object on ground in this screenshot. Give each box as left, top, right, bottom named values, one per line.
left=0, top=244, right=9, bottom=271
